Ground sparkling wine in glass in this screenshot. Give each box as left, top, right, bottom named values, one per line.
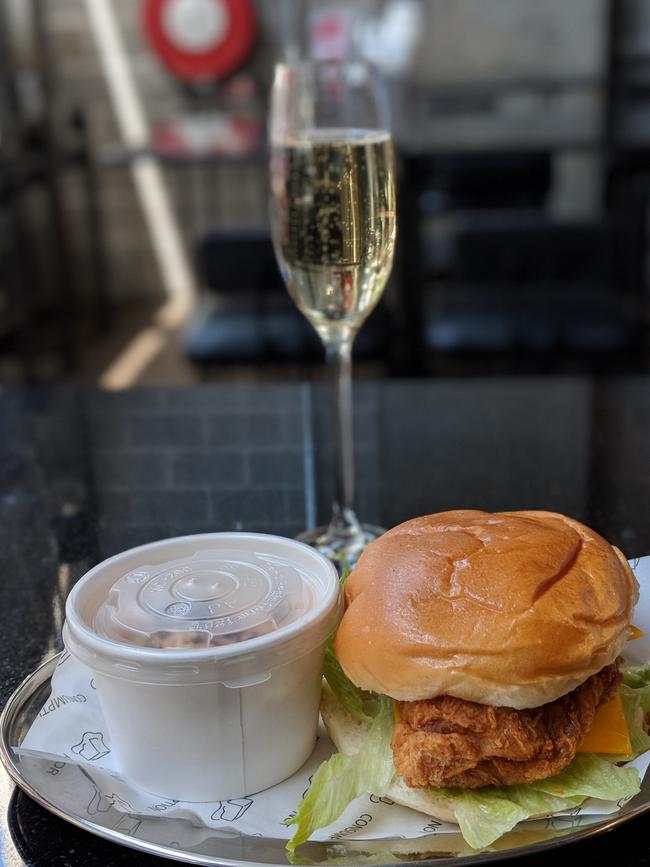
left=269, top=61, right=397, bottom=566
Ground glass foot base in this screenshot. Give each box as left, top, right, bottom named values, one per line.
left=295, top=523, right=386, bottom=572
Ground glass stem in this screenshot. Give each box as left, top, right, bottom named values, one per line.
left=325, top=338, right=361, bottom=539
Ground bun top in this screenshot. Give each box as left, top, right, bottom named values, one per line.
left=334, top=510, right=638, bottom=709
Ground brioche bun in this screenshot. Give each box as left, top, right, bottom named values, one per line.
left=334, top=510, right=637, bottom=709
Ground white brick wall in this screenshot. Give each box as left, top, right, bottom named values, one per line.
left=42, top=0, right=271, bottom=304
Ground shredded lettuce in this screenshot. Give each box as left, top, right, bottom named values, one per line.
left=287, top=651, right=648, bottom=853
left=320, top=566, right=380, bottom=722
left=322, top=645, right=380, bottom=722
left=286, top=567, right=390, bottom=852
left=440, top=754, right=639, bottom=849
left=622, top=663, right=650, bottom=690
left=441, top=787, right=569, bottom=851
left=621, top=663, right=650, bottom=756
left=285, top=696, right=394, bottom=852
left=529, top=752, right=639, bottom=801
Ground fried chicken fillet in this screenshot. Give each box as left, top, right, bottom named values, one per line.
left=392, top=659, right=622, bottom=788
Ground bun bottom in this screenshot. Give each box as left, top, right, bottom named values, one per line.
left=320, top=684, right=459, bottom=826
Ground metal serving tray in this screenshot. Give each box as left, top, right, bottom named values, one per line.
left=2, top=655, right=650, bottom=867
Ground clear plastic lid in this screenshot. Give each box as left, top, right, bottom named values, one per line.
left=93, top=548, right=314, bottom=650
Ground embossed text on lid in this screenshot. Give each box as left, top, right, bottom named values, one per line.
left=93, top=548, right=314, bottom=649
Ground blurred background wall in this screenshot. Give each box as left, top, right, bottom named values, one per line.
left=43, top=0, right=609, bottom=305
left=3, top=0, right=650, bottom=383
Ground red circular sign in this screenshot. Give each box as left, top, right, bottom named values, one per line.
left=143, top=0, right=256, bottom=82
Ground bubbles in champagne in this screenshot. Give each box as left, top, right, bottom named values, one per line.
left=270, top=129, right=396, bottom=342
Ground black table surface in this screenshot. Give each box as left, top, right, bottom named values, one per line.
left=2, top=379, right=650, bottom=867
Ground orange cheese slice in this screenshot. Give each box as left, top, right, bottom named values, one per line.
left=577, top=692, right=632, bottom=755
left=628, top=624, right=645, bottom=641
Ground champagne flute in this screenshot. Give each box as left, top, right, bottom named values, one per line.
left=269, top=60, right=397, bottom=566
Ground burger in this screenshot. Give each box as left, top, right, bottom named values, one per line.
left=287, top=510, right=649, bottom=851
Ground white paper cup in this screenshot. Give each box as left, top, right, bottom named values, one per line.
left=63, top=533, right=341, bottom=801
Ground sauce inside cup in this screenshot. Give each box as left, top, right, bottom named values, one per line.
left=93, top=549, right=316, bottom=649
